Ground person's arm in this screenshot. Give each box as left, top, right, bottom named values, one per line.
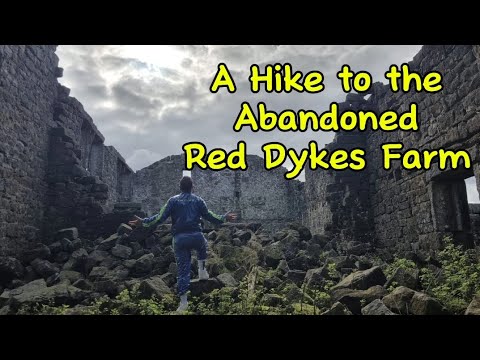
left=199, top=199, right=237, bottom=225
left=141, top=198, right=174, bottom=228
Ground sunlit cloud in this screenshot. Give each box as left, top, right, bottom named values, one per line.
left=56, top=45, right=423, bottom=180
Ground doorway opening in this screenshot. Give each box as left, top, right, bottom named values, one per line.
left=465, top=175, right=480, bottom=245
left=430, top=169, right=475, bottom=248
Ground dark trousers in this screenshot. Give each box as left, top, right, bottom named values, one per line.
left=173, top=231, right=208, bottom=296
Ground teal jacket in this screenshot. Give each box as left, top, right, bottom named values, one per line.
left=142, top=192, right=227, bottom=235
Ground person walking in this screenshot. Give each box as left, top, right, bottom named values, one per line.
left=129, top=176, right=237, bottom=312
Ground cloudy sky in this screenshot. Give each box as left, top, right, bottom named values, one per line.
left=56, top=45, right=480, bottom=202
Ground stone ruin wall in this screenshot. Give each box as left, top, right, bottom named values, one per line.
left=305, top=45, right=480, bottom=258
left=2, top=44, right=480, bottom=259
left=0, top=45, right=133, bottom=256
left=131, top=154, right=305, bottom=232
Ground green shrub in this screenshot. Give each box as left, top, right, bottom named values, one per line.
left=420, top=236, right=480, bottom=314
left=384, top=257, right=417, bottom=278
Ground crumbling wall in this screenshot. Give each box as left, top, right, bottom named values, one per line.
left=470, top=204, right=480, bottom=245
left=0, top=46, right=134, bottom=255
left=304, top=125, right=372, bottom=245
left=131, top=155, right=185, bottom=216
left=93, top=146, right=133, bottom=211
left=54, top=89, right=134, bottom=212
left=0, top=45, right=60, bottom=256
left=236, top=155, right=304, bottom=229
left=131, top=154, right=305, bottom=231
left=304, top=45, right=480, bottom=257
left=367, top=45, right=480, bottom=256
left=192, top=166, right=236, bottom=218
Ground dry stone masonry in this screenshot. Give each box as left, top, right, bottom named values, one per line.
left=1, top=44, right=480, bottom=262
left=305, top=45, right=480, bottom=258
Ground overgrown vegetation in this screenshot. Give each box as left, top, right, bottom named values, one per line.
left=385, top=256, right=417, bottom=291
left=16, top=235, right=479, bottom=315
left=385, top=257, right=417, bottom=279
left=18, top=267, right=335, bottom=315
left=420, top=236, right=480, bottom=314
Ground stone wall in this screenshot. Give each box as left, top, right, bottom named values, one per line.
left=470, top=204, right=480, bottom=245
left=0, top=45, right=59, bottom=256
left=304, top=45, right=480, bottom=257
left=131, top=155, right=185, bottom=216
left=0, top=45, right=133, bottom=255
left=90, top=145, right=133, bottom=211
left=305, top=130, right=372, bottom=244
left=131, top=154, right=305, bottom=231
left=3, top=44, right=480, bottom=259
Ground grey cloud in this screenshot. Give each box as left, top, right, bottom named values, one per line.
left=111, top=82, right=163, bottom=113
left=101, top=55, right=149, bottom=71
left=57, top=45, right=423, bottom=175
left=181, top=58, right=193, bottom=68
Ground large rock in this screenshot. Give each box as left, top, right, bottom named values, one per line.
left=217, top=273, right=239, bottom=287
left=410, top=292, right=447, bottom=315
left=330, top=256, right=356, bottom=270
left=321, top=301, right=353, bottom=315
left=345, top=241, right=371, bottom=256
left=288, top=223, right=312, bottom=241
left=276, top=259, right=289, bottom=275
left=88, top=266, right=128, bottom=296
left=117, top=224, right=132, bottom=236
left=284, top=284, right=312, bottom=303
left=332, top=286, right=387, bottom=315
left=361, top=299, right=396, bottom=315
left=111, top=244, right=132, bottom=259
left=262, top=293, right=284, bottom=307
left=70, top=248, right=88, bottom=272
left=97, top=234, right=119, bottom=251
left=48, top=241, right=63, bottom=255
left=2, top=279, right=86, bottom=309
left=94, top=280, right=123, bottom=297
left=131, top=254, right=155, bottom=277
left=60, top=238, right=74, bottom=253
left=59, top=270, right=83, bottom=284
left=273, top=228, right=295, bottom=242
left=385, top=267, right=420, bottom=290
left=304, top=264, right=337, bottom=288
left=145, top=235, right=160, bottom=249
left=279, top=230, right=301, bottom=260
left=332, top=285, right=387, bottom=303
left=31, top=259, right=59, bottom=278
left=189, top=278, right=222, bottom=297
left=264, top=242, right=284, bottom=268
left=56, top=227, right=79, bottom=241
left=160, top=272, right=176, bottom=287
left=71, top=239, right=83, bottom=251
left=0, top=305, right=12, bottom=315
left=21, top=244, right=51, bottom=263
left=287, top=253, right=310, bottom=271
left=331, top=266, right=387, bottom=291
left=465, top=295, right=480, bottom=315
left=85, top=250, right=109, bottom=273
left=23, top=266, right=38, bottom=283
left=382, top=286, right=416, bottom=314
left=311, top=234, right=329, bottom=248
left=138, top=276, right=172, bottom=299
left=287, top=270, right=306, bottom=286
left=88, top=266, right=109, bottom=281
left=54, top=252, right=70, bottom=263
left=233, top=230, right=252, bottom=243
left=0, top=257, right=25, bottom=286
left=88, top=266, right=129, bottom=283
left=263, top=275, right=282, bottom=290
left=72, top=279, right=93, bottom=291
left=355, top=258, right=372, bottom=271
